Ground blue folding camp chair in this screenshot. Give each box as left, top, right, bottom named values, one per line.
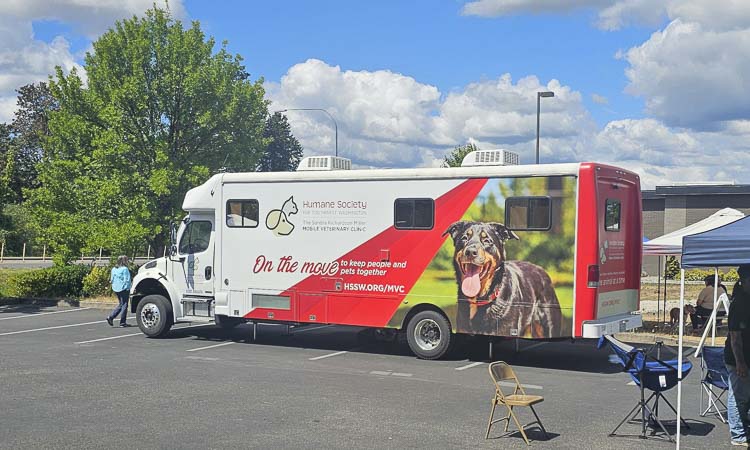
left=698, top=346, right=728, bottom=423
left=598, top=335, right=692, bottom=442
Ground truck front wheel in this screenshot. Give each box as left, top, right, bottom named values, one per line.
left=406, top=310, right=452, bottom=360
left=136, top=294, right=173, bottom=338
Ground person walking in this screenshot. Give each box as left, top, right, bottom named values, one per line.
left=106, top=255, right=132, bottom=328
left=725, top=264, right=750, bottom=447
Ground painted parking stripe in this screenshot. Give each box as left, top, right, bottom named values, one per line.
left=0, top=317, right=135, bottom=337
left=0, top=307, right=92, bottom=321
left=74, top=323, right=213, bottom=344
left=456, top=361, right=484, bottom=371
left=186, top=341, right=236, bottom=352
left=309, top=350, right=348, bottom=361
left=75, top=332, right=143, bottom=344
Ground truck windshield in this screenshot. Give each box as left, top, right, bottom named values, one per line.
left=178, top=221, right=212, bottom=254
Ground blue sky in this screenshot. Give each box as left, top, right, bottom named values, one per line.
left=2, top=0, right=750, bottom=188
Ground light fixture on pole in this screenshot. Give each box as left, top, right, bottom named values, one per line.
left=275, top=108, right=339, bottom=157
left=535, top=91, right=555, bottom=164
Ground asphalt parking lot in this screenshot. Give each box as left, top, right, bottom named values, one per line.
left=0, top=304, right=733, bottom=449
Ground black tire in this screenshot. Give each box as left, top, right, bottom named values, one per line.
left=215, top=315, right=242, bottom=329
left=406, top=310, right=453, bottom=360
left=136, top=294, right=173, bottom=338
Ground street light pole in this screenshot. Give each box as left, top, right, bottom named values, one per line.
left=536, top=91, right=555, bottom=164
left=276, top=108, right=338, bottom=157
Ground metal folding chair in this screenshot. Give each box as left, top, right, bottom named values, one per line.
left=698, top=346, right=728, bottom=422
left=486, top=361, right=549, bottom=445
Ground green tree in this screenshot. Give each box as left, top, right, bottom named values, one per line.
left=29, top=7, right=268, bottom=264
left=8, top=82, right=57, bottom=202
left=257, top=112, right=303, bottom=172
left=441, top=143, right=478, bottom=168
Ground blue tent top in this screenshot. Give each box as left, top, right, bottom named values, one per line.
left=682, top=215, right=750, bottom=268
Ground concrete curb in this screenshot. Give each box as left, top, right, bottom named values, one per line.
left=0, top=297, right=118, bottom=310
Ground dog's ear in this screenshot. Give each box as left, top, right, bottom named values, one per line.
left=442, top=221, right=468, bottom=241
left=490, top=223, right=520, bottom=241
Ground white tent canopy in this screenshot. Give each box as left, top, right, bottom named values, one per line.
left=643, top=207, right=744, bottom=255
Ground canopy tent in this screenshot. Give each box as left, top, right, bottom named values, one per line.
left=672, top=215, right=750, bottom=448
left=682, top=215, right=750, bottom=267
left=642, top=208, right=744, bottom=325
left=643, top=207, right=744, bottom=255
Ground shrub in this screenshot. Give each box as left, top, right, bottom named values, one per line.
left=684, top=268, right=739, bottom=283
left=664, top=256, right=680, bottom=280
left=82, top=265, right=114, bottom=297
left=5, top=265, right=91, bottom=298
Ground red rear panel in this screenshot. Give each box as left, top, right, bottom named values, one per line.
left=574, top=164, right=642, bottom=336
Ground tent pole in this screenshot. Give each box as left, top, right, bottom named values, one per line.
left=712, top=269, right=719, bottom=345
left=676, top=268, right=685, bottom=449
left=664, top=258, right=669, bottom=324
left=658, top=256, right=662, bottom=323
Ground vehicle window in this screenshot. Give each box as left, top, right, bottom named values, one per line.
left=179, top=221, right=212, bottom=254
left=226, top=200, right=259, bottom=228
left=605, top=199, right=621, bottom=232
left=505, top=197, right=551, bottom=231
left=394, top=198, right=434, bottom=230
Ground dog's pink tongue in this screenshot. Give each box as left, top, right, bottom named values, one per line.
left=461, top=265, right=481, bottom=298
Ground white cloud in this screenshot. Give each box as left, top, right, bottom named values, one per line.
left=267, top=59, right=595, bottom=168
left=591, top=93, right=608, bottom=105
left=623, top=19, right=750, bottom=129
left=0, top=0, right=185, bottom=37
left=0, top=0, right=184, bottom=124
left=462, top=0, right=611, bottom=17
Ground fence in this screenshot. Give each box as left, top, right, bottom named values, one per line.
left=0, top=241, right=168, bottom=265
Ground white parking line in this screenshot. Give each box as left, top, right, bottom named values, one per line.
left=0, top=308, right=92, bottom=321
left=0, top=317, right=135, bottom=337
left=500, top=381, right=543, bottom=390
left=309, top=350, right=348, bottom=361
left=76, top=332, right=142, bottom=344
left=74, top=323, right=213, bottom=344
left=186, top=341, right=235, bottom=352
left=456, top=361, right=484, bottom=371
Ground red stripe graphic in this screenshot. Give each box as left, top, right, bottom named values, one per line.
left=244, top=178, right=488, bottom=326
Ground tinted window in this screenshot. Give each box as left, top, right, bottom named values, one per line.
left=179, top=221, right=212, bottom=254
left=394, top=198, right=434, bottom=230
left=226, top=200, right=259, bottom=228
left=605, top=199, right=621, bottom=232
left=505, top=197, right=551, bottom=231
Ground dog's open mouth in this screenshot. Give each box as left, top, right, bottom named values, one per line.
left=460, top=262, right=492, bottom=298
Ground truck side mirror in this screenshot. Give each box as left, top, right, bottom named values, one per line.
left=169, top=222, right=178, bottom=256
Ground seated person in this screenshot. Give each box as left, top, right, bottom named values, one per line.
left=690, top=275, right=727, bottom=330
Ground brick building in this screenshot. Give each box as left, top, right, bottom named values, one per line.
left=642, top=184, right=750, bottom=275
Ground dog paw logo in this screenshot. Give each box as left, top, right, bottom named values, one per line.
left=600, top=240, right=608, bottom=264
left=188, top=257, right=199, bottom=271
left=265, top=196, right=298, bottom=236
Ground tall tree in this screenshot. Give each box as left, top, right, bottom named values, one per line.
left=5, top=82, right=58, bottom=203
left=441, top=143, right=478, bottom=168
left=29, top=7, right=269, bottom=264
left=257, top=112, right=303, bottom=172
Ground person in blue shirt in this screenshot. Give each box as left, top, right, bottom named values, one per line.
left=106, top=255, right=132, bottom=327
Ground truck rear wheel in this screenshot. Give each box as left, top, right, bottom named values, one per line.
left=406, top=310, right=452, bottom=360
left=136, top=294, right=173, bottom=338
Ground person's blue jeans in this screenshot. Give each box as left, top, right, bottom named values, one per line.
left=108, top=290, right=129, bottom=325
left=727, top=364, right=750, bottom=443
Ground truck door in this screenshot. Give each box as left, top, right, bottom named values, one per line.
left=175, top=215, right=215, bottom=296
left=595, top=173, right=641, bottom=319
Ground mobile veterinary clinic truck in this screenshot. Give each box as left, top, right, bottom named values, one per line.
left=130, top=151, right=643, bottom=359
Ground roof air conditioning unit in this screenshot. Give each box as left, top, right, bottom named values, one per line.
left=297, top=156, right=352, bottom=171
left=460, top=149, right=520, bottom=167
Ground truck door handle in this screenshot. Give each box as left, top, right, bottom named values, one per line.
left=205, top=266, right=212, bottom=280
